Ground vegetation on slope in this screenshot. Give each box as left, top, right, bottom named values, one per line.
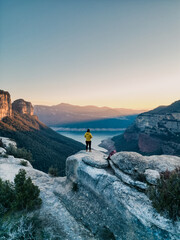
left=0, top=169, right=55, bottom=239
left=6, top=144, right=33, bottom=162
left=0, top=169, right=42, bottom=212
left=147, top=168, right=180, bottom=221
left=0, top=112, right=84, bottom=176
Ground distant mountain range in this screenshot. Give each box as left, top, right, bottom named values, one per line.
left=111, top=100, right=180, bottom=156
left=34, top=103, right=145, bottom=126
left=53, top=115, right=137, bottom=130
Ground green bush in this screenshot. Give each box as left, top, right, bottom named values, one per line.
left=48, top=166, right=59, bottom=177
left=72, top=182, right=78, bottom=192
left=0, top=179, right=15, bottom=211
left=20, top=160, right=28, bottom=166
left=6, top=144, right=33, bottom=162
left=0, top=169, right=42, bottom=213
left=2, top=153, right=8, bottom=158
left=147, top=168, right=180, bottom=221
left=0, top=139, right=4, bottom=148
left=14, top=169, right=42, bottom=211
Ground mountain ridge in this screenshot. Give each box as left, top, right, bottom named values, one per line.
left=0, top=90, right=84, bottom=175
left=34, top=103, right=146, bottom=125
left=111, top=99, right=180, bottom=156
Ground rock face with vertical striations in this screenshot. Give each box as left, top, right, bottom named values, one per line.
left=12, top=99, right=34, bottom=115
left=0, top=90, right=84, bottom=176
left=112, top=100, right=180, bottom=156
left=0, top=90, right=12, bottom=120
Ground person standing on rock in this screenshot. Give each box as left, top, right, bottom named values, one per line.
left=84, top=129, right=93, bottom=152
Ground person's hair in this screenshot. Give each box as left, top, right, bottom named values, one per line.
left=87, top=129, right=90, bottom=132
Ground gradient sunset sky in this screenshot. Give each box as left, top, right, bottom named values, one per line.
left=1, top=0, right=180, bottom=109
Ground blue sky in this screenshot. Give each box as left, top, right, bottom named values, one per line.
left=0, top=0, right=180, bottom=109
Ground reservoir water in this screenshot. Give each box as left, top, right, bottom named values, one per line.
left=55, top=130, right=124, bottom=151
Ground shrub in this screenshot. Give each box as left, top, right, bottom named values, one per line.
left=147, top=168, right=180, bottom=221
left=20, top=160, right=28, bottom=166
left=14, top=169, right=42, bottom=211
left=0, top=139, right=4, bottom=148
left=6, top=144, right=33, bottom=162
left=0, top=179, right=15, bottom=211
left=48, top=166, right=59, bottom=177
left=2, top=153, right=8, bottom=158
left=72, top=182, right=79, bottom=192
left=0, top=213, right=55, bottom=240
left=0, top=169, right=42, bottom=213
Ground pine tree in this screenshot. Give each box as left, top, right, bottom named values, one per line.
left=13, top=169, right=42, bottom=211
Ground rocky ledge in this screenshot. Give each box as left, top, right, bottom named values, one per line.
left=114, top=100, right=180, bottom=156
left=12, top=99, right=34, bottom=115
left=0, top=90, right=12, bottom=120
left=0, top=138, right=180, bottom=239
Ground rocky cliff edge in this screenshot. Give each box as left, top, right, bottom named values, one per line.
left=0, top=137, right=179, bottom=240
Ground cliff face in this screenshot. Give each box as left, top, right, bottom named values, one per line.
left=136, top=112, right=180, bottom=134
left=0, top=90, right=12, bottom=120
left=114, top=100, right=180, bottom=156
left=0, top=90, right=84, bottom=176
left=12, top=99, right=34, bottom=115
left=0, top=139, right=179, bottom=240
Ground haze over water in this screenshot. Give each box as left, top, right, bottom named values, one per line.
left=57, top=130, right=123, bottom=152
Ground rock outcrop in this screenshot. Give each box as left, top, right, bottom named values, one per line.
left=0, top=90, right=12, bottom=120
left=12, top=99, right=34, bottom=115
left=61, top=150, right=180, bottom=239
left=113, top=100, right=180, bottom=156
left=1, top=137, right=180, bottom=239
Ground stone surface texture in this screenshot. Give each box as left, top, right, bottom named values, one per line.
left=0, top=138, right=180, bottom=240
left=115, top=101, right=180, bottom=156
left=12, top=99, right=34, bottom=115
left=0, top=90, right=12, bottom=120
left=144, top=169, right=160, bottom=185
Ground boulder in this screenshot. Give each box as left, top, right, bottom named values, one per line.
left=110, top=160, right=147, bottom=190
left=111, top=152, right=147, bottom=175
left=111, top=152, right=180, bottom=176
left=82, top=152, right=108, bottom=168
left=66, top=150, right=108, bottom=182
left=144, top=169, right=160, bottom=185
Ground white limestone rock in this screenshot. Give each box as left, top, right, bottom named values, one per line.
left=0, top=147, right=6, bottom=154
left=64, top=152, right=180, bottom=239
left=82, top=151, right=108, bottom=168
left=0, top=137, right=17, bottom=148
left=0, top=151, right=93, bottom=239
left=109, top=160, right=147, bottom=190
left=111, top=152, right=180, bottom=176
left=66, top=150, right=108, bottom=182
left=1, top=137, right=179, bottom=239
left=145, top=169, right=160, bottom=185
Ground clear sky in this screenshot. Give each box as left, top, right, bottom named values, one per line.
left=0, top=0, right=180, bottom=109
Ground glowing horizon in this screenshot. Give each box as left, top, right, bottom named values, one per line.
left=9, top=95, right=179, bottom=111
left=1, top=1, right=180, bottom=111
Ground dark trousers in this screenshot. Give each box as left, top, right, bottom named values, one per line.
left=86, top=141, right=91, bottom=151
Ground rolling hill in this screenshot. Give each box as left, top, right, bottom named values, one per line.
left=34, top=103, right=145, bottom=126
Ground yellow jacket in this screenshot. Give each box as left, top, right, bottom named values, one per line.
left=84, top=132, right=93, bottom=141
